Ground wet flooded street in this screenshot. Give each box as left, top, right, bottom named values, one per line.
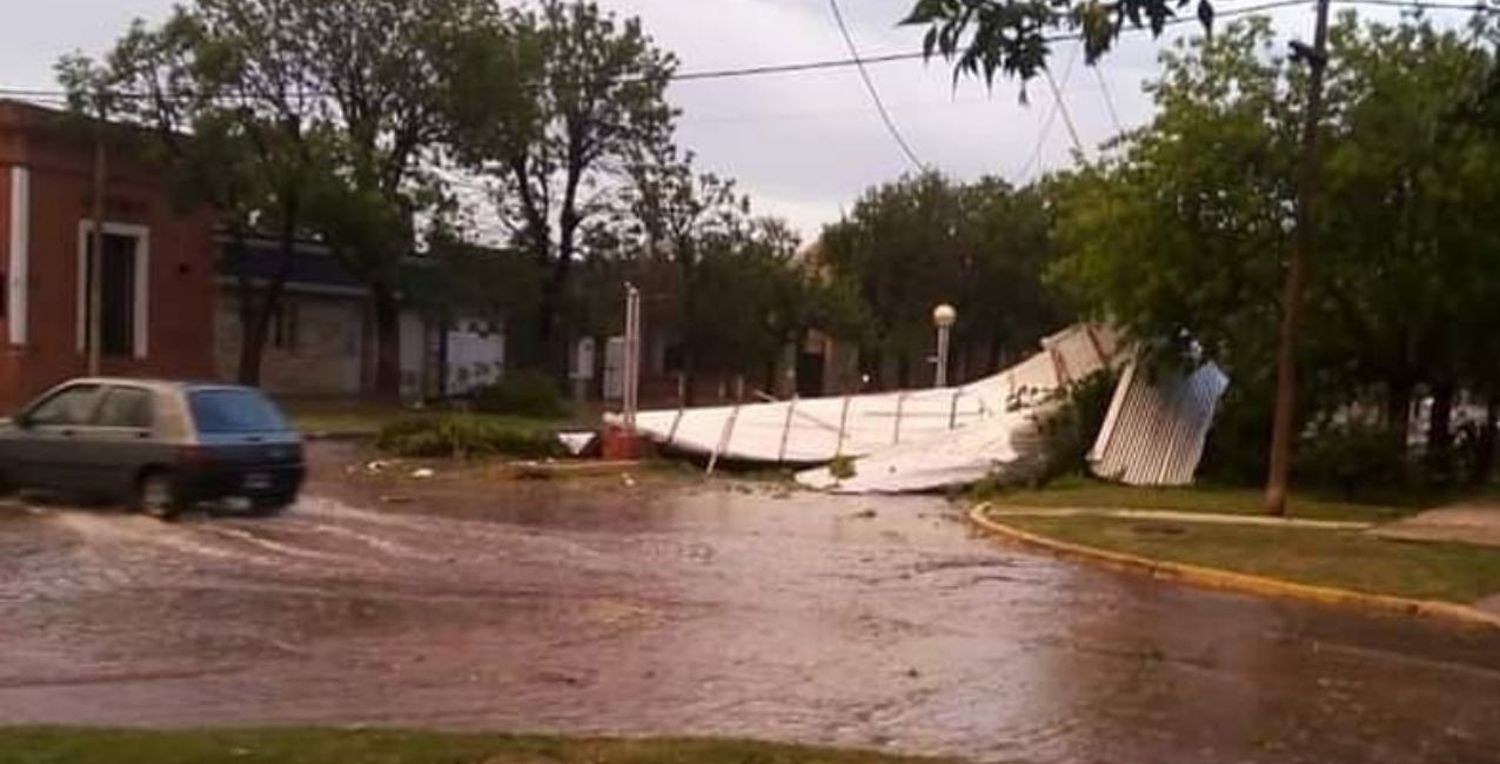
left=3, top=444, right=1500, bottom=763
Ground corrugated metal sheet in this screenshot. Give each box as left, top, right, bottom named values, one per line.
left=616, top=323, right=1123, bottom=472
left=1089, top=360, right=1229, bottom=486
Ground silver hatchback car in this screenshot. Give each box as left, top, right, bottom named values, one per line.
left=0, top=378, right=305, bottom=518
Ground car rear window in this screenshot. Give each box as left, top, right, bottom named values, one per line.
left=188, top=389, right=290, bottom=434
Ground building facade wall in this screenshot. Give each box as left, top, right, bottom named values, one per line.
left=216, top=288, right=365, bottom=397
left=0, top=101, right=216, bottom=413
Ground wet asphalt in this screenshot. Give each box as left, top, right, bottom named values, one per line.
left=2, top=443, right=1499, bottom=764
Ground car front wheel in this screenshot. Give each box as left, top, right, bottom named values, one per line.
left=135, top=470, right=184, bottom=521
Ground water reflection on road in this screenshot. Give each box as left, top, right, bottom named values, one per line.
left=2, top=446, right=1498, bottom=763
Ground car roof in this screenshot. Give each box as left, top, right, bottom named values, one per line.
left=56, top=378, right=264, bottom=396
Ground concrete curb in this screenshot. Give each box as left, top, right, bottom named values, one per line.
left=969, top=502, right=1500, bottom=631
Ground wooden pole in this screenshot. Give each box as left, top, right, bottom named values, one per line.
left=87, top=110, right=107, bottom=376
left=1266, top=0, right=1333, bottom=517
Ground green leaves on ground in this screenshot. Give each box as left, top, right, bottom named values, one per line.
left=376, top=415, right=565, bottom=459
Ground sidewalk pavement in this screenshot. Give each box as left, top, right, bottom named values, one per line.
left=1370, top=505, right=1500, bottom=549
left=1478, top=594, right=1500, bottom=616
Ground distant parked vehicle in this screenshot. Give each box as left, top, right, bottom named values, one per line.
left=0, top=379, right=304, bottom=518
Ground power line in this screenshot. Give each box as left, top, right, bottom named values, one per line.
left=1043, top=66, right=1085, bottom=154
left=1094, top=66, right=1125, bottom=134
left=0, top=0, right=1321, bottom=104
left=2, top=0, right=1490, bottom=105
left=1021, top=42, right=1081, bottom=181
left=827, top=0, right=925, bottom=171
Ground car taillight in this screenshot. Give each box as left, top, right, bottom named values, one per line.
left=176, top=445, right=218, bottom=466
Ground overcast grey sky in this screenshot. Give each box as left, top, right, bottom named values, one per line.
left=3, top=0, right=1420, bottom=240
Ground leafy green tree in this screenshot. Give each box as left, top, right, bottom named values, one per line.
left=1050, top=19, right=1295, bottom=367
left=1318, top=16, right=1500, bottom=478
left=623, top=148, right=745, bottom=403
left=57, top=4, right=326, bottom=385
left=67, top=0, right=497, bottom=399
left=290, top=0, right=494, bottom=400
left=448, top=0, right=678, bottom=376
left=1049, top=16, right=1500, bottom=489
left=820, top=172, right=1065, bottom=388
left=821, top=172, right=963, bottom=388
left=906, top=0, right=1332, bottom=516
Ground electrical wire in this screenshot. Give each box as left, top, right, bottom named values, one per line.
left=1044, top=66, right=1086, bottom=154
left=1094, top=66, right=1126, bottom=134
left=1021, top=42, right=1081, bottom=181
left=1, top=0, right=1490, bottom=105
left=0, top=0, right=1322, bottom=104
left=827, top=0, right=925, bottom=171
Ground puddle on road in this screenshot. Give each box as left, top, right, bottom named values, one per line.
left=1, top=473, right=1499, bottom=764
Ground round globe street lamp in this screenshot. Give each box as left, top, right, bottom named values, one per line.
left=933, top=303, right=957, bottom=388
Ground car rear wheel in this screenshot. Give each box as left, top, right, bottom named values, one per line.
left=136, top=470, right=183, bottom=521
left=248, top=494, right=296, bottom=517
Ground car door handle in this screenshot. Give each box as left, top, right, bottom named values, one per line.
left=59, top=428, right=76, bottom=437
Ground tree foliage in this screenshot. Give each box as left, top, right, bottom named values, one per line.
left=65, top=0, right=494, bottom=399
left=58, top=2, right=333, bottom=386
left=904, top=0, right=1216, bottom=87
left=1049, top=14, right=1500, bottom=488
left=819, top=172, right=1067, bottom=389
left=447, top=0, right=678, bottom=374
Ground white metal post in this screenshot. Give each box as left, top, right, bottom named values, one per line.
left=935, top=324, right=950, bottom=388
left=623, top=284, right=641, bottom=431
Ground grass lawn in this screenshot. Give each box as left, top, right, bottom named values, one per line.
left=994, top=512, right=1500, bottom=603
left=980, top=475, right=1438, bottom=523
left=0, top=729, right=951, bottom=764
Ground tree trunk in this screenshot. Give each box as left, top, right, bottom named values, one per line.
left=237, top=285, right=269, bottom=387
left=1386, top=375, right=1415, bottom=447
left=864, top=345, right=883, bottom=392
left=235, top=214, right=299, bottom=386
left=1427, top=379, right=1456, bottom=484
left=1471, top=389, right=1499, bottom=486
left=371, top=283, right=403, bottom=402
left=681, top=350, right=698, bottom=408
left=232, top=228, right=265, bottom=385
left=535, top=257, right=571, bottom=379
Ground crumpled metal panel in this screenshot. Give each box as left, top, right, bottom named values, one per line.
left=1088, top=360, right=1230, bottom=486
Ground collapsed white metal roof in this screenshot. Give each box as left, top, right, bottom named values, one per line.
left=609, top=324, right=1228, bottom=493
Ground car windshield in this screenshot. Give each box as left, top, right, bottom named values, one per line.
left=188, top=388, right=290, bottom=434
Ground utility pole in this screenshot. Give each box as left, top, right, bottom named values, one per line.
left=87, top=104, right=108, bottom=377
left=1266, top=0, right=1333, bottom=516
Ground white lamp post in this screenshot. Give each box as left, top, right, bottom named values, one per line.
left=932, top=303, right=957, bottom=388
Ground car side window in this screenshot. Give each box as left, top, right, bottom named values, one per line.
left=26, top=385, right=103, bottom=426
left=94, top=386, right=155, bottom=429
